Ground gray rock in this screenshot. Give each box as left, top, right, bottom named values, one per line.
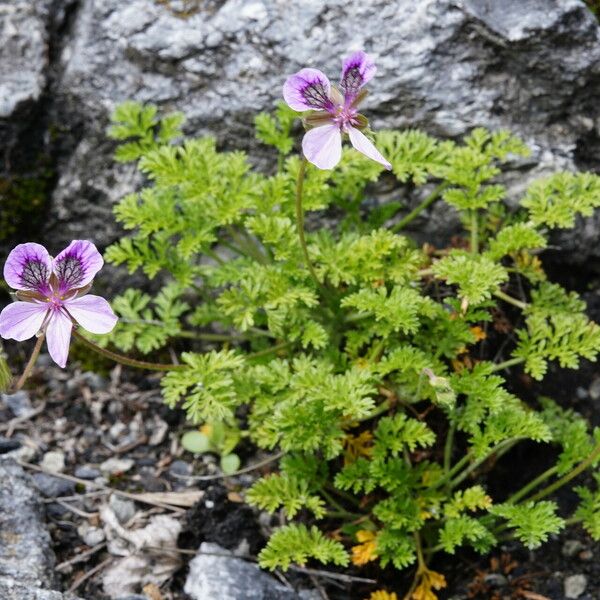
left=589, top=378, right=600, bottom=401
left=77, top=522, right=105, bottom=546
left=100, top=457, right=134, bottom=476
left=0, top=461, right=56, bottom=587
left=0, top=436, right=21, bottom=455
left=109, top=493, right=136, bottom=524
left=2, top=392, right=33, bottom=418
left=0, top=577, right=80, bottom=600
left=1, top=0, right=600, bottom=267
left=562, top=539, right=585, bottom=558
left=184, top=542, right=304, bottom=599
left=40, top=451, right=65, bottom=474
left=168, top=459, right=192, bottom=478
left=73, top=464, right=101, bottom=479
left=483, top=573, right=508, bottom=587
left=565, top=574, right=588, bottom=599
left=32, top=473, right=75, bottom=498
left=0, top=0, right=50, bottom=118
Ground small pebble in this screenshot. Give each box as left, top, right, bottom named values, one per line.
left=579, top=549, right=593, bottom=561
left=41, top=450, right=65, bottom=473
left=82, top=372, right=108, bottom=391
left=32, top=472, right=75, bottom=498
left=0, top=436, right=21, bottom=454
left=109, top=421, right=127, bottom=441
left=74, top=465, right=102, bottom=480
left=565, top=574, right=588, bottom=599
left=2, top=391, right=32, bottom=418
left=484, top=573, right=508, bottom=587
left=100, top=457, right=134, bottom=475
left=169, top=460, right=192, bottom=478
left=589, top=378, right=600, bottom=401
left=109, top=494, right=136, bottom=524
left=563, top=539, right=584, bottom=558
left=77, top=522, right=106, bottom=546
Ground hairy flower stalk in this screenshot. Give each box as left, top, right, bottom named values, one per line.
left=283, top=51, right=391, bottom=170
left=0, top=241, right=118, bottom=371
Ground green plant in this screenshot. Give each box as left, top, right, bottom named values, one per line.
left=100, top=100, right=600, bottom=598
left=181, top=420, right=241, bottom=474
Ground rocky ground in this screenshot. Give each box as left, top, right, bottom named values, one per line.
left=1, top=323, right=600, bottom=600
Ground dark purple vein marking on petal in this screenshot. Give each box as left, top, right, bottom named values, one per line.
left=55, top=255, right=85, bottom=291
left=20, top=259, right=50, bottom=291
left=301, top=80, right=334, bottom=111
left=341, top=65, right=364, bottom=97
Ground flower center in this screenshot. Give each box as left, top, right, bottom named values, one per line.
left=333, top=106, right=358, bottom=131
left=47, top=294, right=64, bottom=309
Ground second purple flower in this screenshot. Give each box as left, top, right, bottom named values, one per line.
left=0, top=241, right=118, bottom=368
left=283, top=50, right=392, bottom=171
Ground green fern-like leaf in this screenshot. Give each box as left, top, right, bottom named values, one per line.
left=490, top=501, right=565, bottom=548
left=522, top=171, right=600, bottom=229
left=433, top=252, right=508, bottom=305
left=161, top=350, right=245, bottom=423
left=247, top=473, right=326, bottom=519
left=258, top=524, right=349, bottom=570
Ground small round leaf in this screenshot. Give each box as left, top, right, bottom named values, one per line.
left=181, top=431, right=212, bottom=454
left=220, top=453, right=241, bottom=475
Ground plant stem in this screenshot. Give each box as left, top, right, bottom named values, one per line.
left=391, top=183, right=448, bottom=233
left=528, top=441, right=600, bottom=503
left=176, top=331, right=247, bottom=342
left=414, top=531, right=426, bottom=568
left=470, top=209, right=479, bottom=253
left=359, top=399, right=391, bottom=423
left=13, top=333, right=46, bottom=391
left=506, top=465, right=558, bottom=505
left=204, top=248, right=226, bottom=266
left=72, top=330, right=187, bottom=371
left=432, top=454, right=470, bottom=490
left=227, top=226, right=267, bottom=264
left=295, top=158, right=322, bottom=288
left=246, top=341, right=291, bottom=360
left=449, top=438, right=518, bottom=489
left=490, top=356, right=525, bottom=372
left=443, top=421, right=457, bottom=475
left=494, top=290, right=528, bottom=310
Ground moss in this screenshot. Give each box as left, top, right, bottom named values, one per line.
left=0, top=163, right=53, bottom=243
left=585, top=0, right=600, bottom=19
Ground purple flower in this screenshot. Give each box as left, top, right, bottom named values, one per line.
left=283, top=51, right=392, bottom=171
left=0, top=241, right=118, bottom=368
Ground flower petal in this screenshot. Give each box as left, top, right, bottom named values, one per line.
left=302, top=124, right=343, bottom=170
left=46, top=309, right=72, bottom=368
left=64, top=295, right=118, bottom=334
left=3, top=243, right=52, bottom=293
left=347, top=126, right=392, bottom=170
left=0, top=301, right=48, bottom=341
left=53, top=240, right=104, bottom=293
left=283, top=68, right=334, bottom=112
left=340, top=51, right=376, bottom=101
